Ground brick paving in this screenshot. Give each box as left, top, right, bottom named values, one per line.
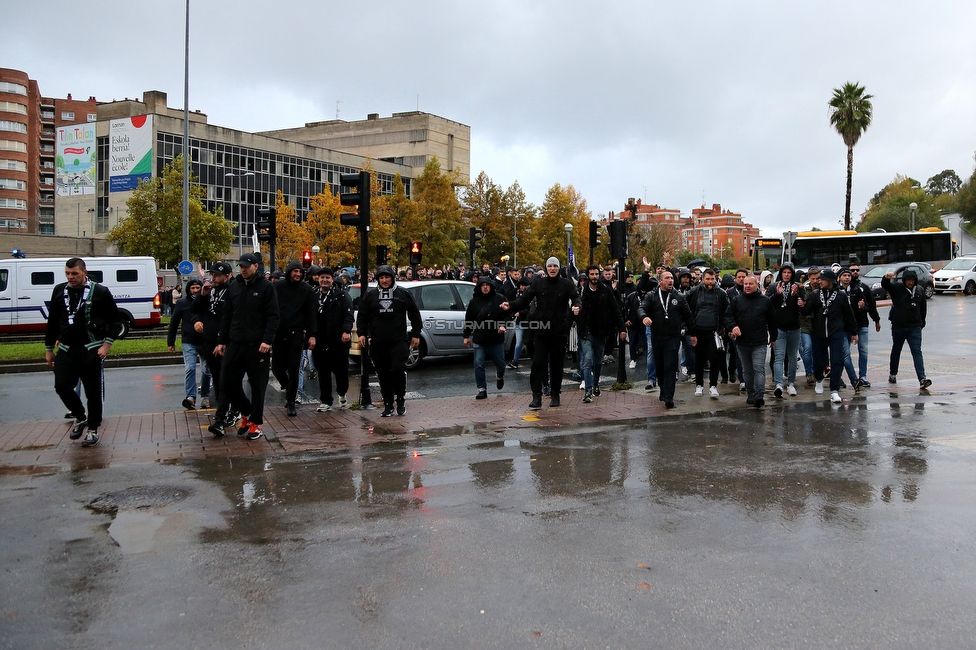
left=2, top=372, right=971, bottom=471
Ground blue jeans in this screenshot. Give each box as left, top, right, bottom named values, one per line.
left=890, top=326, right=925, bottom=380
left=645, top=325, right=657, bottom=382
left=852, top=326, right=870, bottom=380
left=738, top=343, right=768, bottom=400
left=473, top=342, right=506, bottom=390
left=773, top=328, right=800, bottom=386
left=799, top=331, right=814, bottom=376
left=512, top=323, right=525, bottom=363
left=841, top=337, right=858, bottom=385
left=579, top=333, right=606, bottom=392
left=182, top=343, right=211, bottom=400
left=681, top=334, right=696, bottom=374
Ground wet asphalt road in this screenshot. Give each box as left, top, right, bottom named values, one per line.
left=1, top=296, right=975, bottom=648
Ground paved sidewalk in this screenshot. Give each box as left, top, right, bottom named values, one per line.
left=2, top=373, right=970, bottom=470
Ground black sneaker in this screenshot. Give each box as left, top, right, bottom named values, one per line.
left=286, top=402, right=297, bottom=417
left=888, top=374, right=897, bottom=384
left=860, top=379, right=872, bottom=388
left=80, top=427, right=99, bottom=447
left=549, top=395, right=560, bottom=408
left=746, top=396, right=755, bottom=405
left=496, top=375, right=504, bottom=390
left=476, top=389, right=488, bottom=400
left=225, top=410, right=240, bottom=427
left=854, top=379, right=864, bottom=393
left=593, top=387, right=601, bottom=397
left=208, top=422, right=225, bottom=437
left=645, top=382, right=657, bottom=391
left=665, top=401, right=676, bottom=409
left=542, top=385, right=551, bottom=396
left=70, top=419, right=88, bottom=440
left=754, top=397, right=765, bottom=408
left=182, top=397, right=196, bottom=410
left=381, top=404, right=395, bottom=417
left=528, top=394, right=542, bottom=410
left=583, top=390, right=592, bottom=403
left=506, top=361, right=519, bottom=370
left=920, top=378, right=932, bottom=390
left=396, top=398, right=406, bottom=416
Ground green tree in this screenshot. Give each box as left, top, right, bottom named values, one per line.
left=535, top=183, right=582, bottom=266
left=829, top=82, right=874, bottom=230
left=462, top=172, right=505, bottom=267
left=926, top=169, right=962, bottom=196
left=857, top=175, right=944, bottom=232
left=108, top=155, right=232, bottom=273
left=410, top=158, right=466, bottom=267
left=955, top=155, right=976, bottom=235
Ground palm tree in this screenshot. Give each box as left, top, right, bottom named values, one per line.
left=829, top=82, right=874, bottom=230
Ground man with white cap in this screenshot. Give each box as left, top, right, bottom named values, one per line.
left=502, top=257, right=581, bottom=409
left=798, top=269, right=858, bottom=404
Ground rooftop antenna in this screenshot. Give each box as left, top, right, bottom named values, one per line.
left=335, top=100, right=342, bottom=120
left=416, top=94, right=419, bottom=111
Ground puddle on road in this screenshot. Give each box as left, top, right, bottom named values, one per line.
left=107, top=510, right=166, bottom=554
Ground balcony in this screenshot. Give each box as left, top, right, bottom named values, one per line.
left=40, top=130, right=55, bottom=141
left=40, top=111, right=55, bottom=120
left=39, top=195, right=54, bottom=205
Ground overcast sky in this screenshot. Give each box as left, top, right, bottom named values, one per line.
left=5, top=0, right=975, bottom=235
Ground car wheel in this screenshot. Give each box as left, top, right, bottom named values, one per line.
left=924, top=283, right=934, bottom=299
left=117, top=312, right=133, bottom=339
left=404, top=339, right=426, bottom=370
left=965, top=280, right=976, bottom=296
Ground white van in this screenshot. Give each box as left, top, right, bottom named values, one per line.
left=0, top=256, right=161, bottom=337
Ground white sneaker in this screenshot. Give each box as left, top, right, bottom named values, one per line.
left=830, top=391, right=842, bottom=404
left=695, top=386, right=703, bottom=396
left=316, top=403, right=332, bottom=412
left=739, top=382, right=746, bottom=391
left=709, top=386, right=719, bottom=398
left=815, top=381, right=824, bottom=394
left=774, top=384, right=783, bottom=398
left=787, top=384, right=797, bottom=396
left=580, top=380, right=585, bottom=390
left=629, top=360, right=637, bottom=369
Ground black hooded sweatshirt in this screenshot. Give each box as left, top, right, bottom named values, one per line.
left=463, top=278, right=508, bottom=346
left=274, top=261, right=317, bottom=336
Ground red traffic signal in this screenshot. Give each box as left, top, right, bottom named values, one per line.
left=409, top=241, right=423, bottom=266
left=302, top=250, right=312, bottom=268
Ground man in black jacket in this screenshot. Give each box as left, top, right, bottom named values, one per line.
left=463, top=277, right=509, bottom=399
left=882, top=269, right=930, bottom=389
left=798, top=270, right=858, bottom=404
left=846, top=263, right=882, bottom=387
left=726, top=274, right=777, bottom=407
left=312, top=267, right=354, bottom=412
left=192, top=262, right=235, bottom=436
left=215, top=253, right=280, bottom=440
left=502, top=257, right=582, bottom=409
left=765, top=262, right=802, bottom=398
left=357, top=265, right=423, bottom=416
left=167, top=277, right=212, bottom=410
left=639, top=270, right=695, bottom=409
left=577, top=265, right=626, bottom=403
left=687, top=268, right=729, bottom=398
left=44, top=257, right=124, bottom=447
left=272, top=260, right=318, bottom=416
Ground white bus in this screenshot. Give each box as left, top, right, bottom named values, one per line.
left=0, top=256, right=161, bottom=336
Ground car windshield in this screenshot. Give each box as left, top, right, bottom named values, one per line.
left=941, top=258, right=976, bottom=271
left=862, top=266, right=894, bottom=278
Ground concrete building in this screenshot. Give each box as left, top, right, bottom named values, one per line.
left=260, top=111, right=471, bottom=180
left=53, top=90, right=420, bottom=258
left=685, top=204, right=759, bottom=259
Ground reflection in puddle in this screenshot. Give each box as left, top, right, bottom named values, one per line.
left=107, top=510, right=166, bottom=554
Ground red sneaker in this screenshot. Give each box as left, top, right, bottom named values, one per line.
left=245, top=423, right=263, bottom=440
left=236, top=416, right=250, bottom=437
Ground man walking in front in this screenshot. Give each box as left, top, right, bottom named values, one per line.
left=312, top=267, right=354, bottom=412
left=765, top=262, right=802, bottom=398
left=639, top=270, right=695, bottom=409
left=357, top=265, right=423, bottom=416
left=799, top=269, right=858, bottom=404
left=577, top=265, right=626, bottom=403
left=883, top=269, right=930, bottom=390
left=215, top=253, right=279, bottom=440
left=502, top=257, right=581, bottom=409
left=45, top=257, right=124, bottom=447
left=726, top=274, right=777, bottom=408
left=687, top=268, right=728, bottom=398
left=167, top=277, right=212, bottom=410
left=846, top=263, right=882, bottom=387
left=192, top=263, right=236, bottom=437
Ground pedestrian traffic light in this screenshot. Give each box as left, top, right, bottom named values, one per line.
left=409, top=241, right=423, bottom=266
left=469, top=227, right=483, bottom=265
left=339, top=171, right=371, bottom=233
left=589, top=221, right=601, bottom=248
left=302, top=250, right=312, bottom=268
left=376, top=245, right=390, bottom=266
left=608, top=220, right=628, bottom=259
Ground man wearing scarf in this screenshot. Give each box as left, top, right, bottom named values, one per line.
left=798, top=269, right=858, bottom=404
left=45, top=257, right=124, bottom=448
left=638, top=270, right=695, bottom=409
left=765, top=262, right=802, bottom=398
left=312, top=267, right=354, bottom=412
left=882, top=269, right=930, bottom=389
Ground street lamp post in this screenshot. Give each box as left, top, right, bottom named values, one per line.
left=226, top=172, right=254, bottom=256
left=564, top=222, right=573, bottom=264
left=909, top=202, right=918, bottom=231
left=312, top=244, right=320, bottom=266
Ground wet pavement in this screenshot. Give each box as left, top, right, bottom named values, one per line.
left=1, top=297, right=975, bottom=648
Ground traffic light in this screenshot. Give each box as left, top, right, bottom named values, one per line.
left=589, top=221, right=601, bottom=248
left=256, top=207, right=277, bottom=273
left=302, top=250, right=312, bottom=268
left=409, top=241, right=423, bottom=266
left=376, top=245, right=390, bottom=266
left=608, top=220, right=628, bottom=259
left=469, top=227, right=483, bottom=265
left=339, top=171, right=371, bottom=232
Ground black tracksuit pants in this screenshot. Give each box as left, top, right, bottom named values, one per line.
left=530, top=334, right=567, bottom=397
left=272, top=329, right=305, bottom=406
left=220, top=342, right=271, bottom=425
left=312, top=343, right=350, bottom=406
left=54, top=346, right=104, bottom=427
left=369, top=339, right=409, bottom=406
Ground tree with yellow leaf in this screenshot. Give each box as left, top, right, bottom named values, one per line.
left=304, top=185, right=357, bottom=268
left=272, top=191, right=311, bottom=270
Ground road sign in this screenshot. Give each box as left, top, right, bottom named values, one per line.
left=177, top=260, right=194, bottom=275
left=783, top=231, right=798, bottom=247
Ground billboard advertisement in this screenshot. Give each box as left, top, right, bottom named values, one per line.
left=55, top=123, right=96, bottom=196
left=109, top=115, right=153, bottom=192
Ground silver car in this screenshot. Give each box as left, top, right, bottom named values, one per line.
left=934, top=257, right=976, bottom=295
left=348, top=280, right=476, bottom=369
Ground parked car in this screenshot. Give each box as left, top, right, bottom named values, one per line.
left=860, top=263, right=935, bottom=300
left=348, top=279, right=477, bottom=369
left=934, top=257, right=976, bottom=295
